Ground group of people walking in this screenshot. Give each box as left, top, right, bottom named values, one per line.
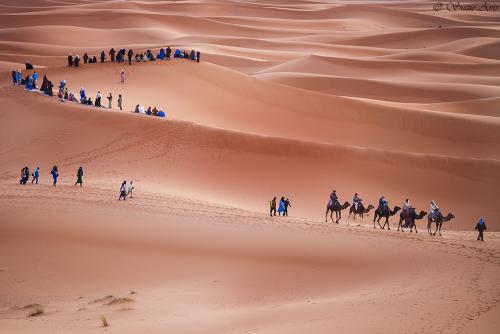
left=119, top=181, right=135, bottom=200
left=19, top=166, right=83, bottom=187
left=68, top=47, right=201, bottom=67
left=269, top=196, right=291, bottom=217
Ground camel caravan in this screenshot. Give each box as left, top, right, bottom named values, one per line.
left=325, top=190, right=455, bottom=236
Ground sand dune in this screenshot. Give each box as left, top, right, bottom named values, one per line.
left=1, top=0, right=499, bottom=333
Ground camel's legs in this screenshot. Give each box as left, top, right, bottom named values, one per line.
left=438, top=222, right=442, bottom=236
left=378, top=217, right=384, bottom=229
left=413, top=222, right=418, bottom=233
left=433, top=222, right=439, bottom=236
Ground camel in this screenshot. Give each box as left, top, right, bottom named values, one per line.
left=373, top=206, right=401, bottom=230
left=397, top=209, right=427, bottom=233
left=325, top=200, right=350, bottom=224
left=348, top=203, right=374, bottom=222
left=427, top=212, right=455, bottom=236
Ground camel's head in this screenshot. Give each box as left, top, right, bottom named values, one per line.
left=394, top=206, right=401, bottom=212
left=447, top=213, right=455, bottom=220
left=420, top=211, right=427, bottom=216
left=367, top=204, right=374, bottom=210
left=343, top=201, right=351, bottom=209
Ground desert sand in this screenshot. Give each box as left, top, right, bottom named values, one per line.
left=0, top=0, right=499, bottom=333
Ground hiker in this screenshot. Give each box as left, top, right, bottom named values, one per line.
left=190, top=50, right=195, bottom=61
left=11, top=70, right=16, bottom=85
left=138, top=105, right=145, bottom=114
left=196, top=50, right=200, bottom=63
left=31, top=166, right=40, bottom=184
left=68, top=93, right=78, bottom=102
left=166, top=46, right=172, bottom=60
left=152, top=107, right=158, bottom=116
left=277, top=197, right=286, bottom=216
left=157, top=108, right=166, bottom=117
left=95, top=91, right=102, bottom=107
left=25, top=62, right=34, bottom=70
left=68, top=52, right=73, bottom=67
left=46, top=79, right=54, bottom=96
left=32, top=71, right=38, bottom=89
left=270, top=197, right=277, bottom=216
left=284, top=198, right=291, bottom=216
left=74, top=55, right=80, bottom=67
left=107, top=93, right=113, bottom=108
left=26, top=75, right=34, bottom=90
left=119, top=181, right=127, bottom=200
left=159, top=48, right=165, bottom=60
left=20, top=166, right=29, bottom=185
left=80, top=87, right=86, bottom=102
left=475, top=218, right=487, bottom=241
left=16, top=69, right=22, bottom=85
left=75, top=166, right=83, bottom=187
left=50, top=166, right=59, bottom=186
left=83, top=52, right=89, bottom=64
left=62, top=87, right=69, bottom=101
left=118, top=94, right=123, bottom=110
left=127, top=49, right=133, bottom=65
left=109, top=48, right=116, bottom=62
left=146, top=107, right=152, bottom=115
left=127, top=181, right=134, bottom=198
left=92, top=55, right=97, bottom=63
left=120, top=69, right=125, bottom=83
left=100, top=51, right=105, bottom=63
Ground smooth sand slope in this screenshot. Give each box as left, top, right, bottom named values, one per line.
left=0, top=0, right=499, bottom=333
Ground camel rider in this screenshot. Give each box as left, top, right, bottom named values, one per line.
left=378, top=196, right=388, bottom=212
left=404, top=199, right=412, bottom=213
left=430, top=200, right=440, bottom=220
left=330, top=190, right=338, bottom=206
left=353, top=193, right=362, bottom=211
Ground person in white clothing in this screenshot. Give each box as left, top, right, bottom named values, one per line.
left=127, top=181, right=134, bottom=198
left=353, top=193, right=362, bottom=211
left=430, top=200, right=440, bottom=220
left=404, top=199, right=412, bottom=212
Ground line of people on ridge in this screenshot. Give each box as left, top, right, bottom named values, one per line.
left=20, top=166, right=83, bottom=187
left=269, top=196, right=291, bottom=216
left=67, top=47, right=201, bottom=67
left=13, top=66, right=170, bottom=118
